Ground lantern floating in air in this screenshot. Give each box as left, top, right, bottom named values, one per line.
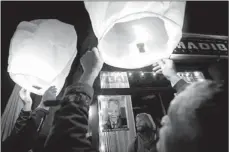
left=85, top=1, right=186, bottom=69
left=8, top=19, right=77, bottom=95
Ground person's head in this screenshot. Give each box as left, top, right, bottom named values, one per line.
left=107, top=99, right=121, bottom=123
left=157, top=80, right=227, bottom=152
left=136, top=113, right=156, bottom=133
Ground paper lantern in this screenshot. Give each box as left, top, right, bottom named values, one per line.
left=8, top=19, right=77, bottom=95
left=85, top=1, right=186, bottom=69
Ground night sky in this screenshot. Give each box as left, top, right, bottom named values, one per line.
left=1, top=1, right=228, bottom=113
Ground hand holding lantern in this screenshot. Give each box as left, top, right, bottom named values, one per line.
left=79, top=47, right=104, bottom=87
left=19, top=88, right=33, bottom=111
left=152, top=59, right=180, bottom=86
left=80, top=47, right=104, bottom=75
left=38, top=86, right=57, bottom=111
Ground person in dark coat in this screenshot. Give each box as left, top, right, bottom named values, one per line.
left=42, top=47, right=104, bottom=152
left=153, top=59, right=227, bottom=152
left=2, top=86, right=57, bottom=152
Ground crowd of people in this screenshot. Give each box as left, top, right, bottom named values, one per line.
left=2, top=47, right=227, bottom=152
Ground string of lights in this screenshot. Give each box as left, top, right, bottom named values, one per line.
left=101, top=71, right=205, bottom=84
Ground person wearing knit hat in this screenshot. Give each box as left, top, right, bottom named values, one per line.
left=128, top=113, right=158, bottom=152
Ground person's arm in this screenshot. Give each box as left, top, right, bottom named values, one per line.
left=2, top=109, right=49, bottom=152
left=11, top=88, right=51, bottom=134
left=2, top=88, right=51, bottom=152
left=20, top=86, right=57, bottom=135
left=10, top=88, right=33, bottom=135
left=31, top=86, right=57, bottom=132
left=2, top=108, right=31, bottom=152
left=172, top=78, right=188, bottom=94
left=152, top=59, right=188, bottom=94
left=165, top=72, right=188, bottom=94
left=43, top=47, right=103, bottom=152
left=11, top=109, right=31, bottom=135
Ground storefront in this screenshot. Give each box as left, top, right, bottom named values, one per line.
left=88, top=33, right=228, bottom=152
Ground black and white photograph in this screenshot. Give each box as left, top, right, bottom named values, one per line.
left=1, top=1, right=228, bottom=152
left=98, top=95, right=129, bottom=132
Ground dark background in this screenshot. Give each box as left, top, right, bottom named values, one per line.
left=1, top=1, right=228, bottom=113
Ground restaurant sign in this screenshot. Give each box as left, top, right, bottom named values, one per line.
left=172, top=33, right=228, bottom=56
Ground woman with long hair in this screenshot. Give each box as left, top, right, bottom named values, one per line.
left=128, top=113, right=158, bottom=152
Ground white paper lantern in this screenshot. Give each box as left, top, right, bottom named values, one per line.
left=8, top=19, right=77, bottom=95
left=85, top=1, right=186, bottom=69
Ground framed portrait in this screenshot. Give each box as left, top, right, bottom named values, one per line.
left=98, top=95, right=129, bottom=132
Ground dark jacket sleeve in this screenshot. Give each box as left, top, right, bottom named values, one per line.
left=2, top=108, right=48, bottom=152
left=173, top=79, right=189, bottom=94
left=43, top=83, right=96, bottom=152
left=11, top=110, right=31, bottom=135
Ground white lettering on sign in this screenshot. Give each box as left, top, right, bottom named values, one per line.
left=108, top=76, right=115, bottom=83
left=210, top=43, right=217, bottom=50
left=188, top=42, right=198, bottom=49
left=177, top=42, right=186, bottom=49
left=116, top=76, right=123, bottom=82
left=100, top=72, right=130, bottom=89
left=199, top=43, right=210, bottom=50
left=216, top=44, right=227, bottom=51
left=108, top=75, right=125, bottom=83
left=177, top=41, right=228, bottom=52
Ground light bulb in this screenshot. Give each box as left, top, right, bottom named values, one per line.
left=194, top=71, right=201, bottom=77
left=185, top=72, right=190, bottom=77
left=152, top=72, right=156, bottom=76
left=141, top=72, right=144, bottom=76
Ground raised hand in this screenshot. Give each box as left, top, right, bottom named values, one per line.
left=19, top=88, right=33, bottom=111
left=38, top=86, right=57, bottom=110
left=152, top=59, right=177, bottom=80
left=80, top=47, right=104, bottom=76
left=42, top=86, right=57, bottom=102
left=79, top=47, right=104, bottom=87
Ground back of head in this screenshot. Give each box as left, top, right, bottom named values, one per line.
left=166, top=80, right=227, bottom=152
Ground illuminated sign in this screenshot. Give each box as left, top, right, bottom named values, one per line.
left=177, top=71, right=205, bottom=83
left=100, top=72, right=130, bottom=88
left=177, top=42, right=227, bottom=51
left=173, top=33, right=228, bottom=56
